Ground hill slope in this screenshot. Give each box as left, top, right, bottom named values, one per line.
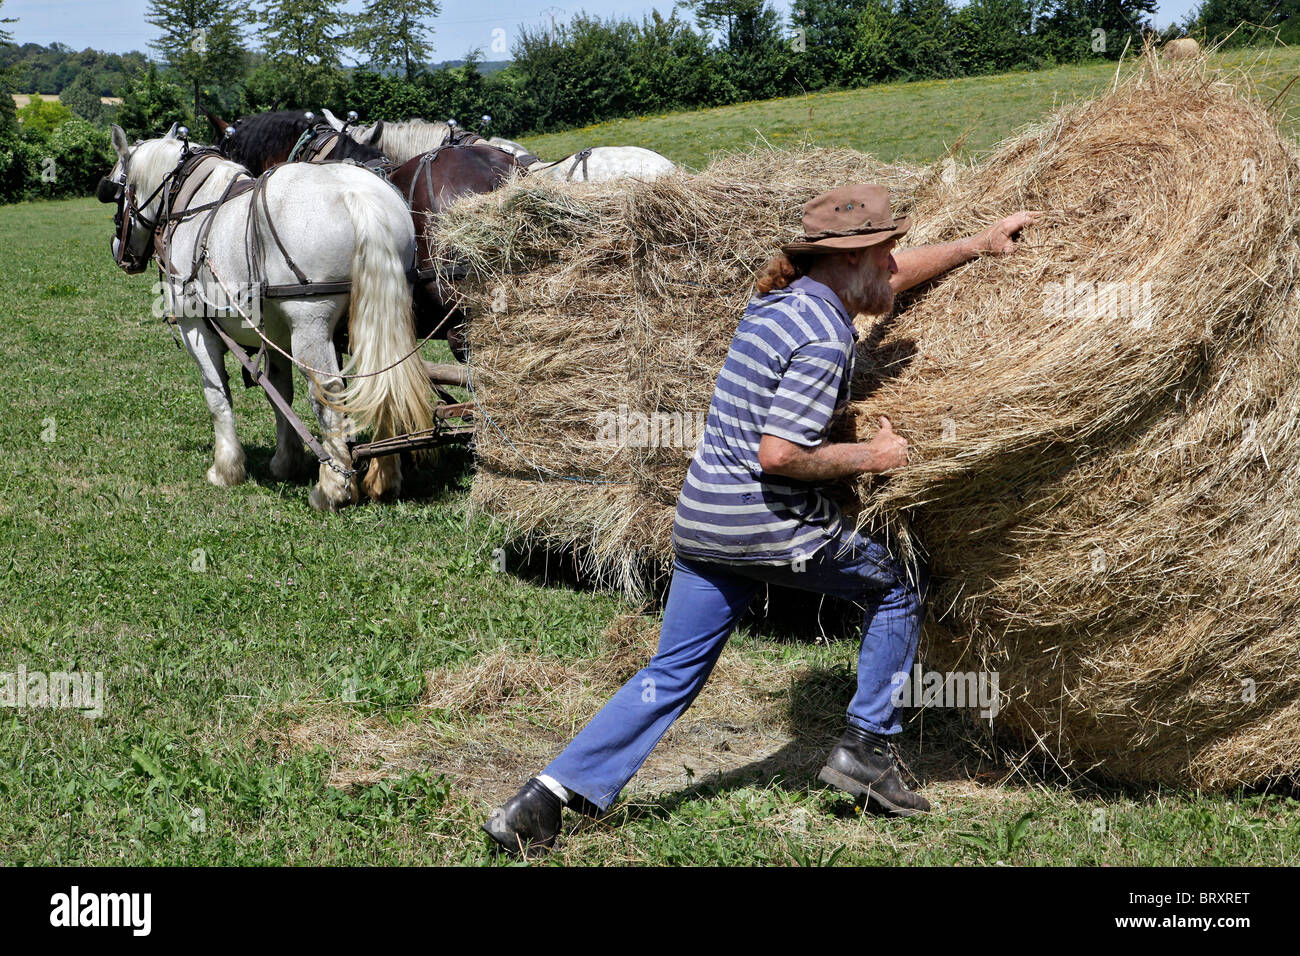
left=519, top=47, right=1300, bottom=168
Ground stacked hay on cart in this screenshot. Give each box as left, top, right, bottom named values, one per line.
left=436, top=56, right=1300, bottom=790
left=443, top=147, right=928, bottom=591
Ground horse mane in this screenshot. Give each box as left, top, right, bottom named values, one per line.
left=486, top=137, right=541, bottom=166
left=223, top=111, right=384, bottom=175
left=129, top=138, right=186, bottom=190
left=129, top=138, right=247, bottom=208
left=365, top=118, right=453, bottom=164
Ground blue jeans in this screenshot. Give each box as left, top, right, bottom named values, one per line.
left=543, top=529, right=928, bottom=810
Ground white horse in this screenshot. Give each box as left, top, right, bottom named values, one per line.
left=318, top=108, right=675, bottom=182
left=322, top=111, right=537, bottom=169
left=330, top=113, right=454, bottom=164
left=486, top=136, right=541, bottom=164
left=524, top=146, right=675, bottom=182
left=103, top=124, right=432, bottom=510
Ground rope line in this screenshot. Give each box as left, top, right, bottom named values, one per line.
left=203, top=258, right=456, bottom=380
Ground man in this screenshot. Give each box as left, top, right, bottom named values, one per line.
left=484, top=184, right=1036, bottom=854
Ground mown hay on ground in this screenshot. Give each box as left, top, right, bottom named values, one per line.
left=436, top=54, right=1300, bottom=790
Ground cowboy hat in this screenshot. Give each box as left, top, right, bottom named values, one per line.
left=781, top=183, right=910, bottom=255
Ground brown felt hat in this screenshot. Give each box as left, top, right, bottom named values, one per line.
left=781, top=184, right=910, bottom=255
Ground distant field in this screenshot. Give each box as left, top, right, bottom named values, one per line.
left=3, top=51, right=1299, bottom=866
left=10, top=93, right=122, bottom=107
left=521, top=46, right=1300, bottom=168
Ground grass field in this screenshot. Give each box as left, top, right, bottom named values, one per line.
left=522, top=45, right=1300, bottom=168
left=3, top=50, right=1300, bottom=865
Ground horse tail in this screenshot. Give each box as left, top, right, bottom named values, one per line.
left=336, top=188, right=432, bottom=441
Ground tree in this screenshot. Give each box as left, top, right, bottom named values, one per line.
left=689, top=0, right=776, bottom=52
left=0, top=0, right=19, bottom=132
left=146, top=0, right=247, bottom=123
left=792, top=0, right=883, bottom=87
left=258, top=0, right=348, bottom=107
left=17, top=96, right=73, bottom=137
left=0, top=0, right=14, bottom=47
left=950, top=0, right=1043, bottom=75
left=350, top=0, right=440, bottom=80
left=1188, top=0, right=1291, bottom=45
left=116, top=64, right=188, bottom=140
left=60, top=71, right=106, bottom=123
left=1041, top=0, right=1158, bottom=60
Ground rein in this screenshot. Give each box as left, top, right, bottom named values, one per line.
left=529, top=147, right=594, bottom=181
left=286, top=125, right=344, bottom=164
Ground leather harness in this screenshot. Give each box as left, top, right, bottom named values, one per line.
left=153, top=147, right=355, bottom=305
left=403, top=139, right=480, bottom=283
left=151, top=128, right=481, bottom=311
left=530, top=147, right=594, bottom=181
left=288, top=125, right=337, bottom=163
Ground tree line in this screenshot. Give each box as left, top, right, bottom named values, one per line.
left=1, top=0, right=1297, bottom=203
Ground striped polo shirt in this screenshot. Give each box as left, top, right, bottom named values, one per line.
left=672, top=276, right=857, bottom=564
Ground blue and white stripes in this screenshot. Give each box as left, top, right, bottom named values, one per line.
left=672, top=276, right=857, bottom=564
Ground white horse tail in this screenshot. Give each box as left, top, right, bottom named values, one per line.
left=337, top=189, right=433, bottom=440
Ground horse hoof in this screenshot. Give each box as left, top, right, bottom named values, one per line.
left=308, top=484, right=349, bottom=512
left=360, top=457, right=402, bottom=501
left=206, top=463, right=245, bottom=487
left=271, top=450, right=310, bottom=481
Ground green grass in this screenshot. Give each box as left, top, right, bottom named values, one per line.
left=521, top=46, right=1300, bottom=168
left=4, top=49, right=1300, bottom=865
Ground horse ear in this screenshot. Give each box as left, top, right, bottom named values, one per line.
left=371, top=119, right=384, bottom=144
left=110, top=124, right=131, bottom=159
left=164, top=122, right=179, bottom=139
left=321, top=108, right=344, bottom=132
left=204, top=109, right=229, bottom=137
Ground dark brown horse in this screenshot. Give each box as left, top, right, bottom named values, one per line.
left=205, top=109, right=387, bottom=174
left=206, top=110, right=523, bottom=360
left=386, top=143, right=520, bottom=359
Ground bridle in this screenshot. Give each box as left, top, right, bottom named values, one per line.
left=99, top=138, right=232, bottom=276
left=97, top=144, right=180, bottom=275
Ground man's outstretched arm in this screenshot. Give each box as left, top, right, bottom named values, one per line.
left=890, top=210, right=1038, bottom=293
left=759, top=416, right=908, bottom=481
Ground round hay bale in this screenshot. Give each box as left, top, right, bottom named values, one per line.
left=848, top=59, right=1300, bottom=788
left=437, top=55, right=1300, bottom=788
left=1164, top=37, right=1201, bottom=59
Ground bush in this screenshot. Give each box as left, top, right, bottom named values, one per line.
left=16, top=96, right=72, bottom=137
left=0, top=128, right=44, bottom=202
left=27, top=119, right=114, bottom=199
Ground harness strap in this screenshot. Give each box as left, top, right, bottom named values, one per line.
left=313, top=132, right=339, bottom=161
left=256, top=173, right=311, bottom=286
left=566, top=147, right=594, bottom=182
left=288, top=126, right=343, bottom=165
left=203, top=314, right=339, bottom=469
left=262, top=280, right=353, bottom=297
left=401, top=144, right=478, bottom=285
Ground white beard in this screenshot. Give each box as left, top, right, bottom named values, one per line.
left=840, top=262, right=894, bottom=316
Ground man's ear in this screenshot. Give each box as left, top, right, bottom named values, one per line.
left=110, top=124, right=131, bottom=160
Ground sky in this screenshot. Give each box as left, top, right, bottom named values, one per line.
left=3, top=0, right=1205, bottom=60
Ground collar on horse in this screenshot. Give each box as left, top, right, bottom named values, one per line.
left=287, top=123, right=343, bottom=164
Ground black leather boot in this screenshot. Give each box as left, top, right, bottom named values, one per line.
left=818, top=725, right=931, bottom=816
left=567, top=792, right=605, bottom=819
left=482, top=778, right=564, bottom=855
